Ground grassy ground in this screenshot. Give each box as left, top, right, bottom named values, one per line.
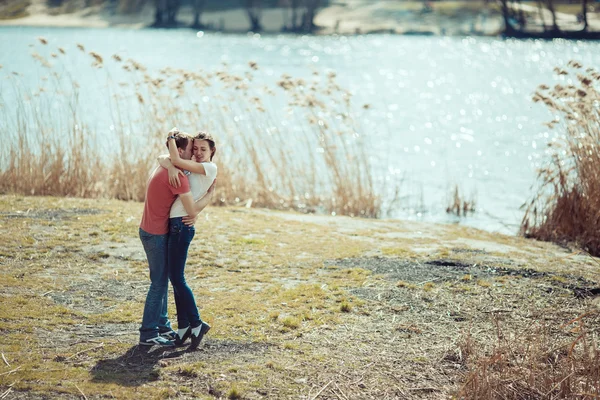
left=1, top=195, right=600, bottom=399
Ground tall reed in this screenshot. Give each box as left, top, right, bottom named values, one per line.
left=520, top=62, right=600, bottom=256
left=0, top=38, right=385, bottom=217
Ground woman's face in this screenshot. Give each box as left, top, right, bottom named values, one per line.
left=193, top=139, right=213, bottom=163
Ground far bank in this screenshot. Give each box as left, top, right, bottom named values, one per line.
left=0, top=0, right=505, bottom=36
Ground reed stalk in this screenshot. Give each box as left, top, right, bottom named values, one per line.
left=521, top=62, right=600, bottom=256
left=0, top=38, right=387, bottom=218
left=457, top=313, right=600, bottom=399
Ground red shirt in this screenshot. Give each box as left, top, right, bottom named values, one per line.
left=140, top=167, right=190, bottom=235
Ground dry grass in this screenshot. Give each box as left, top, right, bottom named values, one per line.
left=0, top=195, right=371, bottom=399
left=458, top=313, right=600, bottom=399
left=0, top=38, right=387, bottom=218
left=2, top=195, right=600, bottom=399
left=520, top=61, right=600, bottom=256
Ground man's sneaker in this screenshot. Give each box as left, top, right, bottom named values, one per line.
left=189, top=322, right=211, bottom=350
left=159, top=329, right=177, bottom=341
left=139, top=336, right=175, bottom=347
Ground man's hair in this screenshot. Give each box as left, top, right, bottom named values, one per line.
left=166, top=128, right=192, bottom=150
left=194, top=131, right=217, bottom=161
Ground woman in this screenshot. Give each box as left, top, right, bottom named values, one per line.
left=158, top=130, right=218, bottom=349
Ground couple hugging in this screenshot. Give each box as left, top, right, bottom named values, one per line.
left=138, top=128, right=217, bottom=349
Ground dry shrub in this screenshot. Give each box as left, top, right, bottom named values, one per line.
left=521, top=62, right=600, bottom=255
left=457, top=312, right=600, bottom=399
left=0, top=40, right=387, bottom=217
left=446, top=184, right=476, bottom=217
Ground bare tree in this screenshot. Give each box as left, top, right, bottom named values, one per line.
left=243, top=0, right=263, bottom=32
left=166, top=0, right=181, bottom=25
left=544, top=0, right=559, bottom=32
left=536, top=0, right=547, bottom=31
left=151, top=0, right=180, bottom=26
left=499, top=0, right=517, bottom=34
left=501, top=0, right=594, bottom=36
left=280, top=0, right=326, bottom=33
left=191, top=0, right=206, bottom=28
left=153, top=0, right=167, bottom=26
left=301, top=0, right=320, bottom=32
left=290, top=0, right=301, bottom=31
left=515, top=0, right=526, bottom=29
left=581, top=0, right=588, bottom=31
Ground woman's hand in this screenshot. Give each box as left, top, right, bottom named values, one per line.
left=167, top=127, right=179, bottom=142
left=182, top=214, right=197, bottom=226
left=165, top=128, right=179, bottom=146
left=168, top=166, right=184, bottom=188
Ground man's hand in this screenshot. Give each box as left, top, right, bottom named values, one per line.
left=207, top=179, right=216, bottom=194
left=167, top=166, right=184, bottom=188
left=182, top=214, right=197, bottom=226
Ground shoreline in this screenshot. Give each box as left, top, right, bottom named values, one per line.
left=0, top=1, right=506, bottom=36
left=4, top=0, right=599, bottom=38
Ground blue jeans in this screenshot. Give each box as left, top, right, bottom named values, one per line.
left=168, top=217, right=201, bottom=329
left=139, top=228, right=172, bottom=341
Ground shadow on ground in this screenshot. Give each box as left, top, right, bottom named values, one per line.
left=91, top=345, right=187, bottom=386
left=91, top=340, right=271, bottom=386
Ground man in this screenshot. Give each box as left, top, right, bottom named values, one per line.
left=138, top=130, right=212, bottom=346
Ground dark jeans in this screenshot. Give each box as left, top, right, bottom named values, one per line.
left=139, top=228, right=172, bottom=341
left=168, top=217, right=201, bottom=329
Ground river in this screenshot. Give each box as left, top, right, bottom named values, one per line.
left=2, top=26, right=598, bottom=235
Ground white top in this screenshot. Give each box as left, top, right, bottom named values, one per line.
left=170, top=162, right=217, bottom=218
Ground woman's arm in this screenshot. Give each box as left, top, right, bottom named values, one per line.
left=157, top=154, right=184, bottom=188
left=167, top=139, right=207, bottom=175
